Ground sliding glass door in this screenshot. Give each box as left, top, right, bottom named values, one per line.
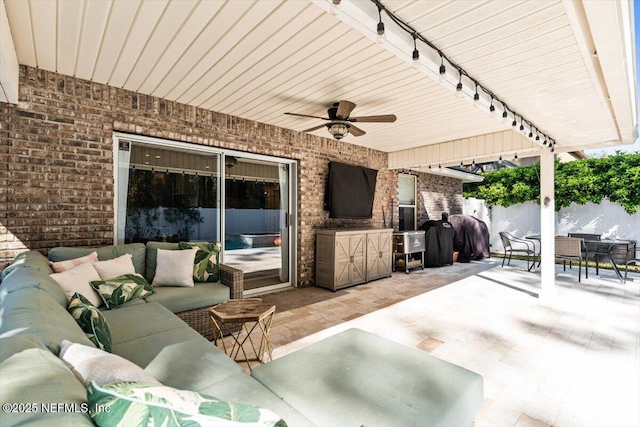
left=115, top=134, right=295, bottom=294
left=222, top=155, right=291, bottom=294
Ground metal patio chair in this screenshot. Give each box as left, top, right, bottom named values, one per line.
left=499, top=232, right=538, bottom=271
left=555, top=236, right=588, bottom=282
left=568, top=233, right=605, bottom=274
left=624, top=241, right=639, bottom=283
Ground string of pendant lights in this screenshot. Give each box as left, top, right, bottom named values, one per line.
left=331, top=0, right=556, bottom=153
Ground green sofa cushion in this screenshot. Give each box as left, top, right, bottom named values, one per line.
left=48, top=243, right=146, bottom=276
left=199, top=373, right=315, bottom=427
left=0, top=288, right=94, bottom=354
left=251, top=328, right=484, bottom=427
left=0, top=265, right=69, bottom=307
left=1, top=250, right=51, bottom=280
left=0, top=345, right=94, bottom=426
left=144, top=282, right=230, bottom=313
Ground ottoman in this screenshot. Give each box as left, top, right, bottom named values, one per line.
left=251, top=328, right=483, bottom=427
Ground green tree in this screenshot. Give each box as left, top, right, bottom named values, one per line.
left=463, top=152, right=640, bottom=214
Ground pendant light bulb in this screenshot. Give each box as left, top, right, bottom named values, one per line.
left=456, top=79, right=464, bottom=99
left=473, top=92, right=480, bottom=108
left=412, top=49, right=420, bottom=69
left=502, top=110, right=509, bottom=124
left=411, top=34, right=420, bottom=70
left=489, top=104, right=497, bottom=118
left=438, top=55, right=446, bottom=83
left=376, top=22, right=386, bottom=44
left=376, top=5, right=385, bottom=43
left=498, top=155, right=503, bottom=165
left=330, top=0, right=340, bottom=16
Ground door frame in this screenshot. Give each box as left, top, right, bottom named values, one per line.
left=112, top=133, right=298, bottom=295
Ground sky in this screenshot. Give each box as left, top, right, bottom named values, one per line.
left=585, top=0, right=639, bottom=156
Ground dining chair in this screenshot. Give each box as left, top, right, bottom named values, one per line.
left=555, top=236, right=588, bottom=282
left=568, top=233, right=604, bottom=274
left=624, top=240, right=638, bottom=283
left=499, top=232, right=537, bottom=271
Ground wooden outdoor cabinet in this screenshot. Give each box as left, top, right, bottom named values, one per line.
left=315, top=228, right=394, bottom=291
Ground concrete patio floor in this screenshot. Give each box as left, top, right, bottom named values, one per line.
left=231, top=259, right=640, bottom=426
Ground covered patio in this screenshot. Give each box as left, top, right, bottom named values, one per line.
left=261, top=259, right=640, bottom=426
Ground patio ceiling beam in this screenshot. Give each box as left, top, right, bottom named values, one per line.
left=0, top=0, right=19, bottom=104
left=563, top=0, right=638, bottom=146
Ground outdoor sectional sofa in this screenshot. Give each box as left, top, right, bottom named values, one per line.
left=0, top=243, right=484, bottom=426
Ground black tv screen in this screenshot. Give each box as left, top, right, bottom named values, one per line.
left=324, top=161, right=378, bottom=219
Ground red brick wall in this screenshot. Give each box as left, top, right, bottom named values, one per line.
left=1, top=66, right=462, bottom=284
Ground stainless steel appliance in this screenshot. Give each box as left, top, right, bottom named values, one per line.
left=392, top=230, right=425, bottom=273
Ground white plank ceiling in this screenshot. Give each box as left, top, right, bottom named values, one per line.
left=3, top=0, right=634, bottom=156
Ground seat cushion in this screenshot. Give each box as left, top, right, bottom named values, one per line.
left=145, top=282, right=230, bottom=313
left=251, top=328, right=484, bottom=427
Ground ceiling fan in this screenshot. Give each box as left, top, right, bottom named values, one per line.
left=284, top=100, right=397, bottom=140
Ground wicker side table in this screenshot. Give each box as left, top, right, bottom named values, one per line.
left=209, top=298, right=276, bottom=370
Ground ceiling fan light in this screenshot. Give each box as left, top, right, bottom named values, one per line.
left=328, top=122, right=349, bottom=140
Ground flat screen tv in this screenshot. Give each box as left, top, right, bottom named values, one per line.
left=324, top=161, right=378, bottom=219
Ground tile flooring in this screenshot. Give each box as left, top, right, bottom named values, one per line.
left=226, top=259, right=640, bottom=427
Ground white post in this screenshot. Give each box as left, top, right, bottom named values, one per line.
left=539, top=149, right=556, bottom=300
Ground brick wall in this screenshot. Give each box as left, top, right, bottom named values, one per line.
left=1, top=66, right=463, bottom=284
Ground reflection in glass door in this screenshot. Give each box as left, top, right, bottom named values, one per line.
left=223, top=156, right=291, bottom=294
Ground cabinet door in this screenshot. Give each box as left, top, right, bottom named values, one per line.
left=367, top=231, right=393, bottom=280
left=335, top=234, right=365, bottom=287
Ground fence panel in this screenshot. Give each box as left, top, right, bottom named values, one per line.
left=463, top=199, right=640, bottom=252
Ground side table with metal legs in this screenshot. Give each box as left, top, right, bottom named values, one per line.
left=209, top=298, right=276, bottom=370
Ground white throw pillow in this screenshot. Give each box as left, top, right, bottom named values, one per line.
left=49, top=251, right=98, bottom=273
left=152, top=248, right=197, bottom=287
left=92, top=253, right=136, bottom=280
left=59, top=340, right=161, bottom=387
left=50, top=262, right=103, bottom=307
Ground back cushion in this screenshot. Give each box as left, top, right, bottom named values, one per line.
left=0, top=266, right=69, bottom=307
left=48, top=243, right=146, bottom=276
left=0, top=344, right=94, bottom=426
left=0, top=288, right=94, bottom=354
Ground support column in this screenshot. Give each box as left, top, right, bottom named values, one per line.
left=539, top=149, right=556, bottom=300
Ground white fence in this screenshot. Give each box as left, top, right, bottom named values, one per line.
left=463, top=198, right=640, bottom=251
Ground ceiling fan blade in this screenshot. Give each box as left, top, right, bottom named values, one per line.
left=348, top=124, right=366, bottom=137
left=336, top=100, right=356, bottom=119
left=302, top=124, right=327, bottom=133
left=285, top=112, right=330, bottom=120
left=349, top=114, right=397, bottom=123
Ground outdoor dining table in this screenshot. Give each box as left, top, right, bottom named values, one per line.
left=525, top=234, right=634, bottom=284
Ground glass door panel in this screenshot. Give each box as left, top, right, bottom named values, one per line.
left=223, top=156, right=290, bottom=292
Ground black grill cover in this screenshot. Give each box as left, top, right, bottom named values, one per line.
left=419, top=220, right=455, bottom=267
left=448, top=215, right=491, bottom=263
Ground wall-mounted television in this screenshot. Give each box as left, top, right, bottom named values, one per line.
left=324, top=161, right=378, bottom=219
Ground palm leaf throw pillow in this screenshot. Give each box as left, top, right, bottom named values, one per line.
left=87, top=381, right=287, bottom=427
left=67, top=293, right=112, bottom=352
left=178, top=242, right=221, bottom=282
left=90, top=274, right=154, bottom=309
